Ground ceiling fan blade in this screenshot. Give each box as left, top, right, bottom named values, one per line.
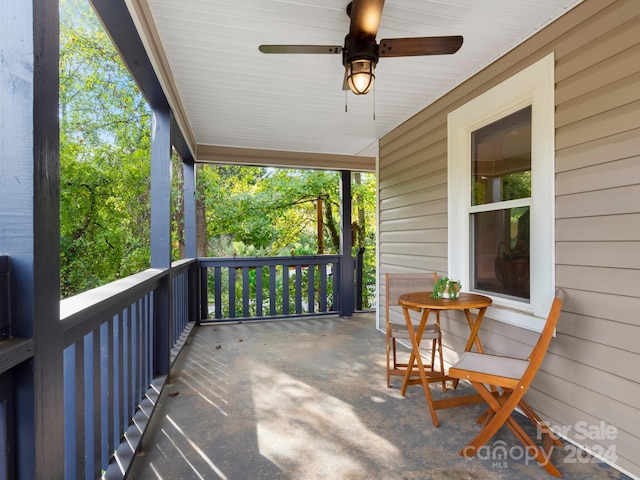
left=378, top=36, right=463, bottom=57
left=349, top=0, right=384, bottom=40
left=259, top=45, right=342, bottom=54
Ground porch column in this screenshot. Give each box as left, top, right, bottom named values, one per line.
left=183, top=160, right=197, bottom=258
left=339, top=170, right=355, bottom=316
left=150, top=105, right=172, bottom=375
left=182, top=159, right=200, bottom=322
left=150, top=106, right=172, bottom=268
left=0, top=0, right=64, bottom=477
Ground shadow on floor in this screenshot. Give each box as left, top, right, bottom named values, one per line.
left=129, top=314, right=631, bottom=480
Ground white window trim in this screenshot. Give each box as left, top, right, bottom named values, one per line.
left=447, top=53, right=555, bottom=332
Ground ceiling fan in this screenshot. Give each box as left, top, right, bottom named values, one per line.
left=259, top=0, right=463, bottom=95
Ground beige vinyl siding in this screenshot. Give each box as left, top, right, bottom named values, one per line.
left=378, top=0, right=640, bottom=476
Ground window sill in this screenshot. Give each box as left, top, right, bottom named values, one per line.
left=484, top=297, right=546, bottom=333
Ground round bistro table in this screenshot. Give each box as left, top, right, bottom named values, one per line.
left=398, top=291, right=492, bottom=427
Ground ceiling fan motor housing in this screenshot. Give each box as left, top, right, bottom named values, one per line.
left=342, top=35, right=379, bottom=67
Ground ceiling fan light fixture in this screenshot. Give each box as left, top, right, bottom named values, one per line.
left=347, top=59, right=375, bottom=95
left=260, top=1, right=463, bottom=95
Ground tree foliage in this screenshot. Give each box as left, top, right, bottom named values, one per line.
left=197, top=166, right=377, bottom=307
left=59, top=0, right=378, bottom=308
left=60, top=0, right=151, bottom=297
left=197, top=167, right=376, bottom=257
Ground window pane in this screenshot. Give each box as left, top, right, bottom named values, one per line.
left=472, top=107, right=532, bottom=206
left=473, top=207, right=530, bottom=300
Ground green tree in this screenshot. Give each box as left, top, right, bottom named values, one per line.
left=58, top=0, right=378, bottom=308
left=198, top=167, right=344, bottom=256
left=60, top=0, right=151, bottom=297
left=197, top=166, right=378, bottom=308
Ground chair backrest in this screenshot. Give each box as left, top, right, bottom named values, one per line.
left=384, top=272, right=438, bottom=323
left=520, top=288, right=565, bottom=387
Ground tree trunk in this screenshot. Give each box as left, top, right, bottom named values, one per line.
left=173, top=153, right=185, bottom=259
left=324, top=198, right=340, bottom=252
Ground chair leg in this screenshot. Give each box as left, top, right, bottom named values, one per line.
left=504, top=415, right=563, bottom=477
left=462, top=383, right=562, bottom=478
left=462, top=384, right=526, bottom=455
left=438, top=336, right=446, bottom=391
left=386, top=344, right=391, bottom=388
left=430, top=339, right=436, bottom=371
left=518, top=399, right=563, bottom=447
left=403, top=348, right=440, bottom=427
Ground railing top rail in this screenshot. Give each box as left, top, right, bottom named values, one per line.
left=198, top=254, right=341, bottom=268
left=61, top=268, right=167, bottom=345
left=0, top=337, right=34, bottom=376
left=171, top=257, right=197, bottom=272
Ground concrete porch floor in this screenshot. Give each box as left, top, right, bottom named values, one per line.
left=129, top=313, right=630, bottom=480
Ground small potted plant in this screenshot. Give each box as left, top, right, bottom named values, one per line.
left=431, top=276, right=461, bottom=300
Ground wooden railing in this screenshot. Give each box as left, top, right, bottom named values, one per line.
left=198, top=255, right=343, bottom=321
left=59, top=259, right=197, bottom=479
left=0, top=253, right=360, bottom=478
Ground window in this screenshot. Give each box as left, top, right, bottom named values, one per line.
left=448, top=53, right=555, bottom=331
left=472, top=106, right=531, bottom=301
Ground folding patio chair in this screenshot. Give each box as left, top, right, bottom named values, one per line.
left=448, top=289, right=565, bottom=477
left=384, top=272, right=444, bottom=389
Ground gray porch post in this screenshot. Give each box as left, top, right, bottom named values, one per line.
left=182, top=159, right=200, bottom=322
left=183, top=160, right=197, bottom=259
left=0, top=0, right=64, bottom=477
left=150, top=106, right=172, bottom=375
left=150, top=106, right=172, bottom=269
left=339, top=170, right=355, bottom=316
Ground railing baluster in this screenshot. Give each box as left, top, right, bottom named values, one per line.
left=92, top=329, right=102, bottom=477
left=308, top=265, right=315, bottom=313
left=173, top=276, right=178, bottom=342
left=269, top=265, right=277, bottom=315
left=282, top=265, right=289, bottom=315
left=105, top=319, right=114, bottom=467
left=200, top=267, right=209, bottom=320
left=149, top=292, right=154, bottom=383
left=63, top=345, right=76, bottom=480
left=214, top=267, right=222, bottom=319
left=294, top=265, right=302, bottom=314
left=116, top=312, right=124, bottom=442
left=131, top=304, right=139, bottom=420
left=242, top=267, right=250, bottom=317
left=140, top=296, right=148, bottom=390
left=137, top=299, right=144, bottom=408
left=319, top=264, right=327, bottom=312
left=124, top=306, right=132, bottom=430
left=228, top=267, right=236, bottom=318
left=148, top=292, right=154, bottom=382
left=74, top=340, right=85, bottom=478
left=256, top=266, right=263, bottom=317
left=180, top=274, right=186, bottom=329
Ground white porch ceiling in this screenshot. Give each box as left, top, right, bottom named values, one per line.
left=125, top=0, right=582, bottom=166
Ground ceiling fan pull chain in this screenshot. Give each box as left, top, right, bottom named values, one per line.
left=345, top=90, right=348, bottom=113
left=373, top=83, right=376, bottom=121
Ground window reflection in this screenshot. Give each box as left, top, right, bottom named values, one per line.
left=472, top=107, right=532, bottom=206
left=473, top=208, right=530, bottom=300
left=471, top=106, right=531, bottom=300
